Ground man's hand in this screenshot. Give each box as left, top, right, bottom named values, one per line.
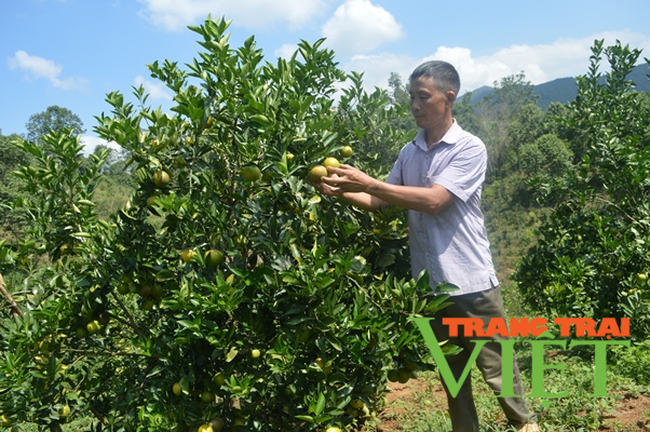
left=320, top=164, right=377, bottom=193
left=312, top=173, right=343, bottom=197
left=311, top=164, right=387, bottom=212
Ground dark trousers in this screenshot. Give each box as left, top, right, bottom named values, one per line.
left=429, top=286, right=533, bottom=432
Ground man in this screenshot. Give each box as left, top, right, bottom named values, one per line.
left=315, top=60, right=538, bottom=432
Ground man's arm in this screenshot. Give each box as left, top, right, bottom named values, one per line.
left=319, top=164, right=454, bottom=215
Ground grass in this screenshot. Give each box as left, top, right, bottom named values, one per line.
left=365, top=353, right=648, bottom=431
left=364, top=334, right=650, bottom=432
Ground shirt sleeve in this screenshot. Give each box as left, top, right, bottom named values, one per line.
left=433, top=138, right=487, bottom=202
left=385, top=150, right=405, bottom=186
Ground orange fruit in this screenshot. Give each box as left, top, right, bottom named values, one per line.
left=181, top=249, right=197, bottom=263
left=341, top=145, right=353, bottom=157
left=308, top=165, right=328, bottom=183
left=323, top=157, right=340, bottom=169
left=153, top=170, right=170, bottom=188
left=241, top=165, right=261, bottom=182
left=204, top=249, right=224, bottom=267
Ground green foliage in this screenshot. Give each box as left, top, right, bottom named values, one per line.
left=515, top=40, right=650, bottom=340
left=0, top=17, right=446, bottom=431
left=519, top=134, right=573, bottom=177
left=26, top=105, right=85, bottom=144
left=475, top=72, right=539, bottom=176
left=0, top=133, right=32, bottom=240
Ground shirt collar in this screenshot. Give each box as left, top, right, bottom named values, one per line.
left=412, top=119, right=461, bottom=151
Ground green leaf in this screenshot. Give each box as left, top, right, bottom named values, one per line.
left=314, top=392, right=326, bottom=415
left=226, top=347, right=239, bottom=362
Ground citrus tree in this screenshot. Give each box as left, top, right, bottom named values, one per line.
left=515, top=40, right=650, bottom=340
left=0, top=17, right=453, bottom=431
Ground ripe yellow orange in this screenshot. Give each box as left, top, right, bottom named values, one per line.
left=172, top=382, right=182, bottom=396
left=308, top=165, right=328, bottom=183
left=86, top=320, right=101, bottom=335
left=324, top=427, right=341, bottom=432
left=181, top=249, right=197, bottom=263
left=250, top=349, right=261, bottom=359
left=58, top=404, right=70, bottom=418
left=341, top=145, right=353, bottom=157
left=197, top=424, right=213, bottom=432
left=323, top=157, right=340, bottom=169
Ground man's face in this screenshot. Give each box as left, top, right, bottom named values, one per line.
left=409, top=76, right=452, bottom=130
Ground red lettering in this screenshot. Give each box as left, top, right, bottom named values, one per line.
left=508, top=318, right=531, bottom=337
left=486, top=318, right=509, bottom=337
left=596, top=318, right=621, bottom=338
left=465, top=318, right=485, bottom=337
left=575, top=318, right=597, bottom=337
left=442, top=318, right=485, bottom=337
left=554, top=318, right=577, bottom=337
left=529, top=318, right=549, bottom=337
left=620, top=318, right=630, bottom=337
left=442, top=318, right=463, bottom=337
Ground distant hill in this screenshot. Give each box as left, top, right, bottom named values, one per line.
left=468, top=63, right=650, bottom=110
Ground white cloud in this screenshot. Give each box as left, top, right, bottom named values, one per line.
left=80, top=135, right=121, bottom=156
left=7, top=50, right=89, bottom=91
left=321, top=0, right=404, bottom=57
left=137, top=0, right=328, bottom=31
left=345, top=52, right=415, bottom=91
left=134, top=75, right=173, bottom=101
left=274, top=43, right=299, bottom=60
left=342, top=30, right=650, bottom=95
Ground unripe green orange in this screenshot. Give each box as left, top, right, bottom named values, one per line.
left=205, top=249, right=224, bottom=267
left=153, top=170, right=170, bottom=188
left=241, top=165, right=261, bottom=182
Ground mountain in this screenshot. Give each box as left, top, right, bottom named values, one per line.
left=467, top=63, right=650, bottom=110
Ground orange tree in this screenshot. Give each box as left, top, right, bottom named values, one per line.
left=0, top=17, right=456, bottom=431
left=515, top=40, right=650, bottom=340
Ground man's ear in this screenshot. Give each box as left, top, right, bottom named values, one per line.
left=446, top=90, right=456, bottom=108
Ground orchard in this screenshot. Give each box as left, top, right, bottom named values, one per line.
left=0, top=17, right=455, bottom=431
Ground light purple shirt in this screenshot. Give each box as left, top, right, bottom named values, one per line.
left=385, top=120, right=499, bottom=296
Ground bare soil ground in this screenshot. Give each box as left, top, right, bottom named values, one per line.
left=373, top=378, right=650, bottom=431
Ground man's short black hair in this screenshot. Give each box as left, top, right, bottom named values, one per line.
left=409, top=60, right=461, bottom=96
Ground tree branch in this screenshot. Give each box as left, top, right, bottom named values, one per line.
left=0, top=273, right=23, bottom=318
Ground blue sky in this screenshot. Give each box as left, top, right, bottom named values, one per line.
left=2, top=0, right=650, bottom=152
